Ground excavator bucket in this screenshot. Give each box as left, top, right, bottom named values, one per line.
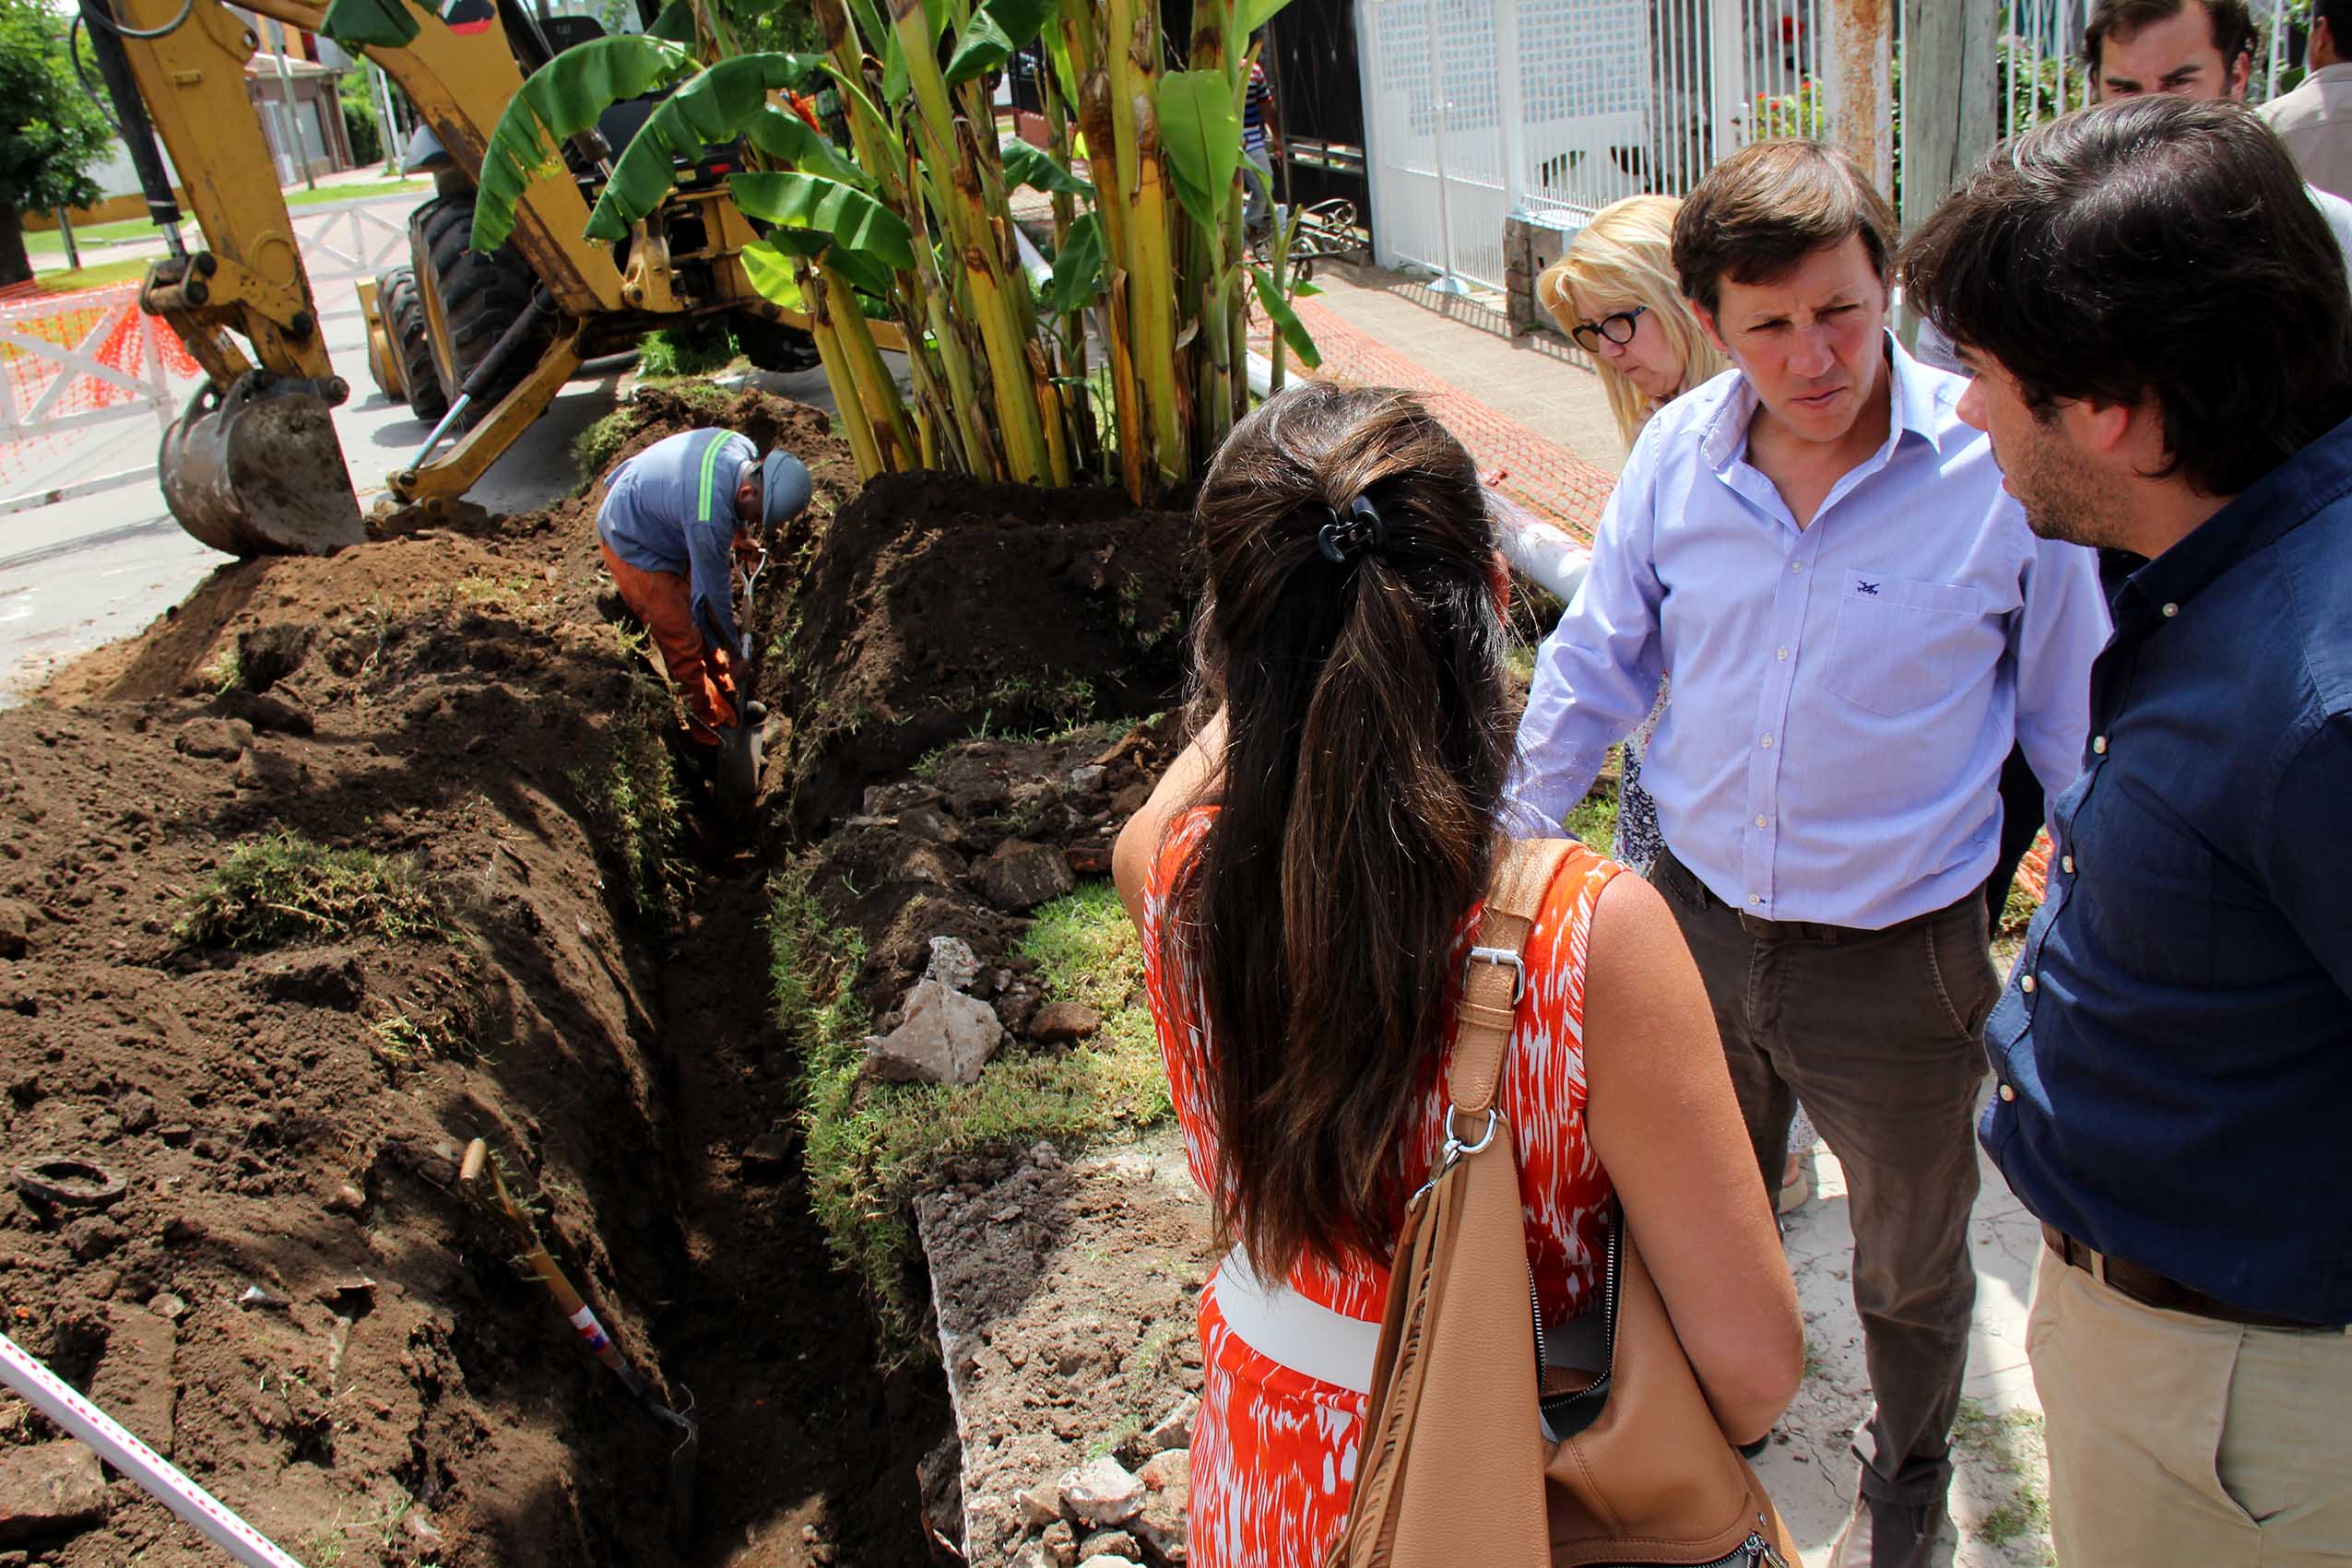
left=160, top=372, right=366, bottom=557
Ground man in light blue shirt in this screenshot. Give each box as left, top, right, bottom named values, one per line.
left=596, top=427, right=810, bottom=745
left=1507, top=141, right=2107, bottom=1568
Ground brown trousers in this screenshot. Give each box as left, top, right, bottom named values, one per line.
left=599, top=539, right=738, bottom=743
left=1652, top=846, right=1998, bottom=1509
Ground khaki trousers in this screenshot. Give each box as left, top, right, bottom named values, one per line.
left=2027, top=1246, right=2352, bottom=1567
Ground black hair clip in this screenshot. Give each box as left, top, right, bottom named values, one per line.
left=1317, top=494, right=1388, bottom=564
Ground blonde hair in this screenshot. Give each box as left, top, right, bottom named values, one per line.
left=1537, top=195, right=1728, bottom=450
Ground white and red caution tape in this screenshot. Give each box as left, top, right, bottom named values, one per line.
left=0, top=1329, right=307, bottom=1568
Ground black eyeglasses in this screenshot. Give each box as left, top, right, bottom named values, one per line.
left=1570, top=304, right=1649, bottom=354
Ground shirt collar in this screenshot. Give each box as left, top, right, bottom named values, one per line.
left=2309, top=62, right=2352, bottom=86
left=1699, top=329, right=1945, bottom=475
left=2120, top=409, right=2352, bottom=618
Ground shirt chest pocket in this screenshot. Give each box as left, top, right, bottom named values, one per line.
left=1819, top=572, right=1985, bottom=718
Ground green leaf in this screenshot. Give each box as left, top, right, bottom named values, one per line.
left=821, top=243, right=894, bottom=301
left=1292, top=278, right=1321, bottom=296
left=473, top=36, right=697, bottom=253
left=843, top=0, right=891, bottom=57
left=320, top=0, right=419, bottom=50
left=1240, top=0, right=1299, bottom=34
left=881, top=26, right=909, bottom=103
left=944, top=0, right=1054, bottom=88
left=1039, top=211, right=1105, bottom=314
left=741, top=239, right=807, bottom=310
left=1157, top=70, right=1243, bottom=234
left=584, top=53, right=833, bottom=242
left=999, top=140, right=1091, bottom=196
left=742, top=104, right=868, bottom=188
left=1252, top=265, right=1320, bottom=369
left=647, top=0, right=697, bottom=42
left=728, top=171, right=916, bottom=271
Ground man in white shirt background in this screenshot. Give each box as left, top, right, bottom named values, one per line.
left=2259, top=0, right=2352, bottom=199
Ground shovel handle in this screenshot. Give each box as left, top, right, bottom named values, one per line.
left=459, top=1138, right=644, bottom=1395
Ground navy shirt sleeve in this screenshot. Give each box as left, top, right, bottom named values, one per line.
left=2263, top=713, right=2352, bottom=999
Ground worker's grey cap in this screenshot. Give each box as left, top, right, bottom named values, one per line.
left=761, top=451, right=812, bottom=525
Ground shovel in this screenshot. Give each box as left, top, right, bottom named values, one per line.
left=458, top=1138, right=698, bottom=1547
left=713, top=545, right=767, bottom=818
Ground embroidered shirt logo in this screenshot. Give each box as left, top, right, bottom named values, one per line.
left=1855, top=580, right=1882, bottom=596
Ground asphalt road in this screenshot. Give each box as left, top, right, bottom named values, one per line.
left=0, top=202, right=628, bottom=706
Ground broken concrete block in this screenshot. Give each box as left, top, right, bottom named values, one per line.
left=1014, top=1481, right=1067, bottom=1527
left=1141, top=1395, right=1199, bottom=1456
left=92, top=1304, right=175, bottom=1458
left=1029, top=1002, right=1101, bottom=1043
left=925, top=936, right=984, bottom=994
left=1040, top=1518, right=1079, bottom=1567
left=0, top=1440, right=105, bottom=1544
left=1061, top=1455, right=1144, bottom=1527
left=867, top=980, right=1004, bottom=1086
left=979, top=839, right=1075, bottom=912
left=1134, top=1448, right=1190, bottom=1561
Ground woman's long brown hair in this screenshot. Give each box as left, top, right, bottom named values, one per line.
left=1162, top=383, right=1511, bottom=1282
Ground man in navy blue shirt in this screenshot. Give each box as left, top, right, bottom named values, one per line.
left=1905, top=96, right=2352, bottom=1567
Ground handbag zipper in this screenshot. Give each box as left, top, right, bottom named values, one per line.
left=1593, top=1532, right=1781, bottom=1568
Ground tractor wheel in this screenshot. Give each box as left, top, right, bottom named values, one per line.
left=380, top=265, right=448, bottom=422
left=363, top=270, right=405, bottom=403
left=408, top=191, right=546, bottom=427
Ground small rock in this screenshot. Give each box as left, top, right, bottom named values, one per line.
left=1061, top=1456, right=1145, bottom=1527
left=978, top=839, right=1076, bottom=913
left=0, top=901, right=31, bottom=960
left=866, top=980, right=1004, bottom=1087
left=739, top=1131, right=793, bottom=1179
left=1134, top=1448, right=1191, bottom=1562
left=0, top=1440, right=105, bottom=1544
left=237, top=1285, right=289, bottom=1311
left=993, top=980, right=1043, bottom=1034
left=1010, top=1545, right=1053, bottom=1568
left=1077, top=1557, right=1143, bottom=1568
left=322, top=1183, right=367, bottom=1215
left=1040, top=1518, right=1079, bottom=1568
left=314, top=1275, right=376, bottom=1312
left=115, top=1091, right=157, bottom=1134
left=1014, top=1482, right=1066, bottom=1527
left=1079, top=1529, right=1141, bottom=1560
left=147, top=1292, right=187, bottom=1321
left=160, top=1215, right=204, bottom=1244
left=400, top=1508, right=444, bottom=1548
left=1068, top=764, right=1108, bottom=794
left=172, top=718, right=247, bottom=761
left=1029, top=1001, right=1102, bottom=1043
left=925, top=936, right=983, bottom=993
left=1141, top=1394, right=1199, bottom=1455
left=61, top=1217, right=125, bottom=1263
left=898, top=804, right=962, bottom=844
left=1109, top=783, right=1152, bottom=817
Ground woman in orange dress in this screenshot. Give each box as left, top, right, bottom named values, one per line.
left=1114, top=383, right=1802, bottom=1568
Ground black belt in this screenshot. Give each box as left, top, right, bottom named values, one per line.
left=2041, top=1225, right=2337, bottom=1333
left=1655, top=846, right=1956, bottom=944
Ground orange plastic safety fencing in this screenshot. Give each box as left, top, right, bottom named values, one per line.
left=0, top=280, right=201, bottom=490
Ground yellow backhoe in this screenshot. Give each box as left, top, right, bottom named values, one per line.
left=78, top=0, right=859, bottom=554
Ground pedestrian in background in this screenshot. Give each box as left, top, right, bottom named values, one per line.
left=1905, top=94, right=2352, bottom=1568
left=1113, top=382, right=1801, bottom=1568
left=2259, top=0, right=2352, bottom=199
left=1507, top=139, right=2110, bottom=1568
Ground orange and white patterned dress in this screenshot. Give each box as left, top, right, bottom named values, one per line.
left=1138, top=809, right=1621, bottom=1568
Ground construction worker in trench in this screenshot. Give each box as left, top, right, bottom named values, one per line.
left=595, top=427, right=811, bottom=749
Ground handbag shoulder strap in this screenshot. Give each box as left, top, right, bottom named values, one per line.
left=1446, top=837, right=1579, bottom=1115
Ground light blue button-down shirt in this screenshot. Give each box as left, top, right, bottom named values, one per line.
left=1505, top=335, right=2110, bottom=930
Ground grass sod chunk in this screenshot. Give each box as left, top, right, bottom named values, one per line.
left=176, top=832, right=446, bottom=949
left=566, top=678, right=688, bottom=927
left=783, top=874, right=1171, bottom=1358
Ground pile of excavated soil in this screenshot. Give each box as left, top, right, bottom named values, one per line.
left=0, top=389, right=937, bottom=1568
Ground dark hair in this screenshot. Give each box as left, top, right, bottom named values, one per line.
left=2084, top=0, right=2258, bottom=78
left=1901, top=96, right=2352, bottom=496
left=2318, top=0, right=2352, bottom=47
left=1671, top=139, right=1896, bottom=318
left=1164, top=381, right=1509, bottom=1281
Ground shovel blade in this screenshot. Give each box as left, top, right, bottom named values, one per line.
left=161, top=374, right=364, bottom=558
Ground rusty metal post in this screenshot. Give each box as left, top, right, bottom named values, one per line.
left=1823, top=0, right=1894, bottom=199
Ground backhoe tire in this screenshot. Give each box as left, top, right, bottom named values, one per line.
left=408, top=191, right=546, bottom=429
left=379, top=266, right=447, bottom=422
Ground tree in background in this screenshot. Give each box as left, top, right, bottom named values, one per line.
left=0, top=0, right=113, bottom=286
left=339, top=68, right=384, bottom=166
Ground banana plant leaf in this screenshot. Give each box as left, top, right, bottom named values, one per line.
left=320, top=0, right=418, bottom=50
left=882, top=27, right=909, bottom=103
left=1252, top=265, right=1321, bottom=369
left=741, top=239, right=806, bottom=310
left=729, top=171, right=916, bottom=271
left=583, top=53, right=840, bottom=242
left=1241, top=0, right=1299, bottom=33
left=1040, top=211, right=1105, bottom=313
left=471, top=36, right=697, bottom=253
left=647, top=0, right=697, bottom=42
left=944, top=0, right=1055, bottom=88
left=1000, top=140, right=1091, bottom=196
left=843, top=0, right=891, bottom=56
left=821, top=242, right=895, bottom=300
left=1158, top=70, right=1244, bottom=235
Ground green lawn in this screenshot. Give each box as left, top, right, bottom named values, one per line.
left=27, top=257, right=152, bottom=294
left=26, top=176, right=429, bottom=255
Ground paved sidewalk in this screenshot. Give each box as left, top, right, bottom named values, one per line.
left=1284, top=264, right=2058, bottom=1568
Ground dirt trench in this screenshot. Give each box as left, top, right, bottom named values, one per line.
left=0, top=387, right=1194, bottom=1568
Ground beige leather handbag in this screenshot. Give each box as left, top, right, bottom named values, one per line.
left=1328, top=839, right=1795, bottom=1568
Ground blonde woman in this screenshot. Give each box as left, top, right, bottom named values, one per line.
left=1536, top=199, right=1816, bottom=1211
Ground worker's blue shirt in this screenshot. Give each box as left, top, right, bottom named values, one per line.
left=1981, top=413, right=2352, bottom=1327
left=596, top=428, right=753, bottom=657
